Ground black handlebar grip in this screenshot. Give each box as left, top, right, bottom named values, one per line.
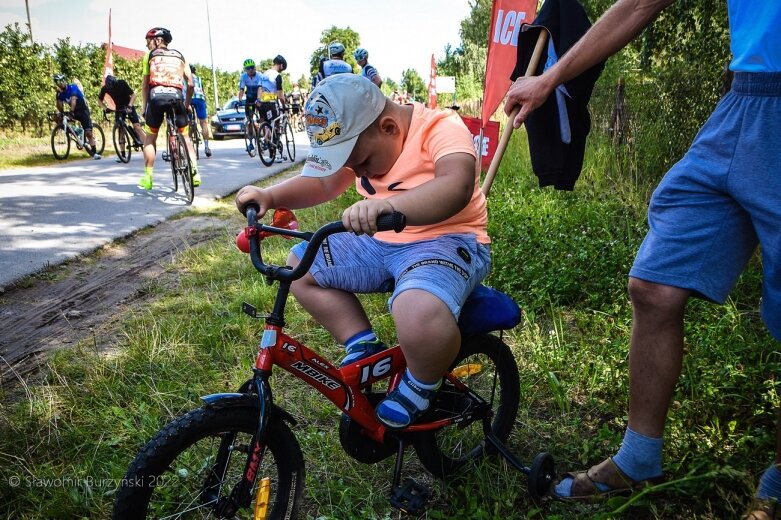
left=242, top=203, right=260, bottom=218
left=377, top=211, right=406, bottom=233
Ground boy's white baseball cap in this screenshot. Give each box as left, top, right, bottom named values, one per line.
left=301, top=74, right=386, bottom=178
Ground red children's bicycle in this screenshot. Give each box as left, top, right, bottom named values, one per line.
left=113, top=207, right=555, bottom=519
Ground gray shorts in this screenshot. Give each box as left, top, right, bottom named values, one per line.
left=630, top=72, right=781, bottom=341
left=291, top=233, right=491, bottom=319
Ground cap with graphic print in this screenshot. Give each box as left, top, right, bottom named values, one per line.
left=301, top=74, right=386, bottom=178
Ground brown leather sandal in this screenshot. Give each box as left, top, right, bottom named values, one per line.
left=745, top=499, right=781, bottom=520
left=551, top=456, right=665, bottom=502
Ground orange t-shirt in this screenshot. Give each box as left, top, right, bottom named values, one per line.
left=356, top=103, right=489, bottom=245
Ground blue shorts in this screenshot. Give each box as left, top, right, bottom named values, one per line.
left=630, top=72, right=781, bottom=341
left=291, top=233, right=491, bottom=319
left=190, top=98, right=207, bottom=120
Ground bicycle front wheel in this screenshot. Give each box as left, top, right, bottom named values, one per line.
left=413, top=333, right=520, bottom=478
left=257, top=122, right=274, bottom=167
left=113, top=124, right=132, bottom=163
left=283, top=121, right=296, bottom=161
left=190, top=121, right=201, bottom=160
left=92, top=123, right=106, bottom=155
left=51, top=125, right=71, bottom=160
left=176, top=134, right=194, bottom=204
left=112, top=405, right=305, bottom=519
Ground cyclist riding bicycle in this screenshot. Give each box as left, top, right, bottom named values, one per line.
left=53, top=73, right=101, bottom=160
left=258, top=55, right=288, bottom=161
left=312, top=41, right=353, bottom=88
left=237, top=58, right=263, bottom=154
left=139, top=27, right=201, bottom=190
left=189, top=64, right=212, bottom=158
left=289, top=83, right=305, bottom=127
left=354, top=48, right=383, bottom=88
left=98, top=74, right=145, bottom=159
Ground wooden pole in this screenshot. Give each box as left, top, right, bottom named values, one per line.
left=481, top=30, right=548, bottom=197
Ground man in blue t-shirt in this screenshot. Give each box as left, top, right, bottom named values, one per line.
left=504, top=0, right=781, bottom=513
left=54, top=73, right=101, bottom=159
left=237, top=58, right=263, bottom=154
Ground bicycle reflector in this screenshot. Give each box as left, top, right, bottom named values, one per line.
left=236, top=230, right=250, bottom=253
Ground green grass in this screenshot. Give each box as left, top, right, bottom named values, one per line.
left=0, top=124, right=776, bottom=519
left=0, top=124, right=117, bottom=169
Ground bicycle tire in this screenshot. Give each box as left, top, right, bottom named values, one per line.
left=112, top=405, right=305, bottom=519
left=168, top=134, right=178, bottom=192
left=113, top=124, right=132, bottom=163
left=244, top=119, right=256, bottom=158
left=283, top=121, right=296, bottom=161
left=412, top=333, right=520, bottom=478
left=176, top=134, right=194, bottom=204
left=92, top=123, right=106, bottom=155
left=257, top=122, right=275, bottom=167
left=51, top=124, right=70, bottom=160
left=190, top=120, right=201, bottom=160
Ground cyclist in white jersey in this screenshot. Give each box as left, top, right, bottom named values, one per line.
left=353, top=48, right=382, bottom=88
left=312, top=41, right=353, bottom=88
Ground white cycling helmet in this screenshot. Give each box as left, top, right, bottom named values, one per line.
left=353, top=48, right=368, bottom=61
left=328, top=41, right=345, bottom=57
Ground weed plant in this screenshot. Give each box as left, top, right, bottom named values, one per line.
left=0, top=126, right=775, bottom=519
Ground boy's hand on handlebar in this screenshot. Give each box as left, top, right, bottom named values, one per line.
left=342, top=199, right=395, bottom=236
left=235, top=186, right=272, bottom=218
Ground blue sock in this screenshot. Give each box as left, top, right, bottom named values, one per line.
left=376, top=370, right=440, bottom=427
left=554, top=427, right=663, bottom=497
left=757, top=464, right=781, bottom=501
left=345, top=329, right=377, bottom=349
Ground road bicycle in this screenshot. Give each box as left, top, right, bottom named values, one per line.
left=113, top=207, right=556, bottom=518
left=163, top=101, right=195, bottom=204
left=188, top=106, right=202, bottom=160
left=105, top=108, right=144, bottom=163
left=257, top=106, right=296, bottom=167
left=48, top=111, right=105, bottom=160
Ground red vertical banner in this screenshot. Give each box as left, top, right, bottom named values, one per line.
left=427, top=54, right=437, bottom=109
left=102, top=9, right=115, bottom=109
left=481, top=0, right=537, bottom=127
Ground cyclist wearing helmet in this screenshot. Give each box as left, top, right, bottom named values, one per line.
left=354, top=48, right=382, bottom=88
left=257, top=55, right=289, bottom=160
left=312, top=41, right=353, bottom=88
left=189, top=64, right=212, bottom=157
left=139, top=27, right=201, bottom=190
left=98, top=74, right=145, bottom=157
left=53, top=73, right=101, bottom=160
left=238, top=58, right=263, bottom=154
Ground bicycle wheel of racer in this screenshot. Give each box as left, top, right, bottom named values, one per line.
left=244, top=120, right=256, bottom=158
left=413, top=333, right=520, bottom=478
left=92, top=123, right=106, bottom=155
left=190, top=119, right=201, bottom=160
left=257, top=122, right=275, bottom=166
left=176, top=134, right=194, bottom=204
left=112, top=124, right=132, bottom=163
left=168, top=134, right=179, bottom=192
left=112, top=405, right=305, bottom=519
left=283, top=121, right=296, bottom=161
left=51, top=125, right=71, bottom=160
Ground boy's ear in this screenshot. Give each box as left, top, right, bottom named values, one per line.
left=377, top=114, right=401, bottom=136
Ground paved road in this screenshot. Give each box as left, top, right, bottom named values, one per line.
left=0, top=134, right=310, bottom=288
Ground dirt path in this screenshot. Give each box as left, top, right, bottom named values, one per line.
left=0, top=215, right=231, bottom=387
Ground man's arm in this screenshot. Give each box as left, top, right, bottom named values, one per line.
left=506, top=0, right=674, bottom=127
left=141, top=75, right=149, bottom=112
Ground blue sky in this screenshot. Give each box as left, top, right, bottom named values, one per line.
left=0, top=0, right=474, bottom=83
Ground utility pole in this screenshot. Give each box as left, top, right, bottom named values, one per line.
left=205, top=0, right=219, bottom=109
left=25, top=0, right=34, bottom=43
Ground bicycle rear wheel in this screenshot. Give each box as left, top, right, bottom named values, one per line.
left=412, top=334, right=520, bottom=478
left=113, top=124, right=132, bottom=163
left=283, top=121, right=295, bottom=161
left=257, top=122, right=275, bottom=166
left=176, top=134, right=194, bottom=204
left=168, top=134, right=178, bottom=192
left=244, top=120, right=256, bottom=158
left=190, top=119, right=201, bottom=160
left=51, top=125, right=71, bottom=160
left=92, top=123, right=105, bottom=155
left=112, top=405, right=305, bottom=519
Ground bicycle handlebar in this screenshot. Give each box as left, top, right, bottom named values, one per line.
left=243, top=204, right=406, bottom=282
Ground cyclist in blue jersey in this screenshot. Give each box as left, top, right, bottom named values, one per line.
left=505, top=0, right=781, bottom=513
left=189, top=64, right=212, bottom=157
left=238, top=58, right=263, bottom=154
left=353, top=48, right=382, bottom=88
left=53, top=73, right=101, bottom=160
left=312, top=41, right=353, bottom=88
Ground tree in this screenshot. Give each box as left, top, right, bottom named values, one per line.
left=308, top=26, right=360, bottom=78
left=400, top=69, right=427, bottom=103
left=0, top=23, right=50, bottom=132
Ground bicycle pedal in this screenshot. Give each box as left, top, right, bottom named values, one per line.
left=389, top=478, right=430, bottom=515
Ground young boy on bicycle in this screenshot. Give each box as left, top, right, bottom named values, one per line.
left=235, top=74, right=490, bottom=430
